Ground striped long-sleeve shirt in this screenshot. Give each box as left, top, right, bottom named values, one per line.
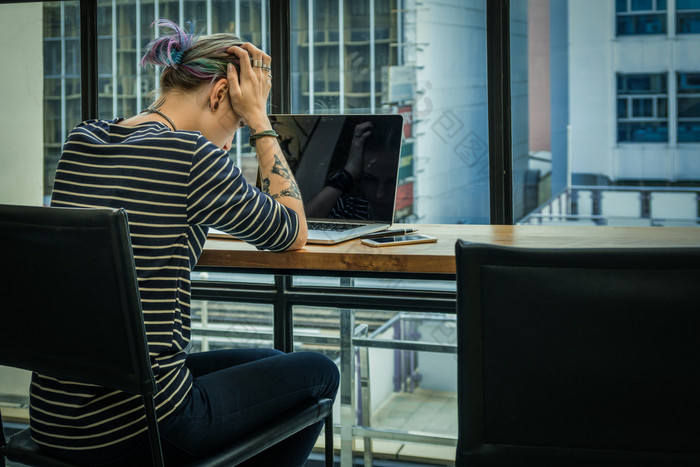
left=29, top=119, right=299, bottom=453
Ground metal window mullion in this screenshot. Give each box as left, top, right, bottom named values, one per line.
left=667, top=0, right=675, bottom=35
left=207, top=0, right=212, bottom=34
left=396, top=0, right=403, bottom=67
left=136, top=0, right=142, bottom=113
left=369, top=0, right=376, bottom=113
left=627, top=96, right=632, bottom=120
left=112, top=0, right=118, bottom=117
left=154, top=0, right=160, bottom=96
left=80, top=0, right=99, bottom=120
left=308, top=0, right=314, bottom=113
left=60, top=2, right=66, bottom=139
left=270, top=0, right=291, bottom=112
left=236, top=0, right=242, bottom=168
left=487, top=0, right=513, bottom=225
left=235, top=0, right=240, bottom=36
left=261, top=0, right=268, bottom=52
left=339, top=0, right=345, bottom=111
left=670, top=69, right=678, bottom=147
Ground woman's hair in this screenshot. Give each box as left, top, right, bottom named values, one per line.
left=140, top=19, right=245, bottom=95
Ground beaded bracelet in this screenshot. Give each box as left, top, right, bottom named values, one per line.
left=249, top=129, right=279, bottom=148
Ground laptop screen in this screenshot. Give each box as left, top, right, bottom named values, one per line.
left=268, top=114, right=404, bottom=223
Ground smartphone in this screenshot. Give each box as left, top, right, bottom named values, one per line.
left=361, top=234, right=437, bottom=247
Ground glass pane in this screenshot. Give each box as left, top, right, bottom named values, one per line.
left=290, top=0, right=490, bottom=224
left=678, top=122, right=700, bottom=142
left=632, top=97, right=653, bottom=117
left=618, top=122, right=668, bottom=142
left=190, top=300, right=275, bottom=352
left=678, top=73, right=700, bottom=93
left=631, top=0, right=652, bottom=11
left=678, top=97, right=700, bottom=118
left=619, top=73, right=666, bottom=94
left=183, top=0, right=207, bottom=29
left=677, top=0, right=700, bottom=10
left=40, top=2, right=82, bottom=204
left=677, top=12, right=700, bottom=33
left=617, top=13, right=666, bottom=35
left=1, top=2, right=49, bottom=206
left=657, top=97, right=668, bottom=118
left=617, top=98, right=628, bottom=118
left=40, top=0, right=270, bottom=202
left=515, top=2, right=695, bottom=228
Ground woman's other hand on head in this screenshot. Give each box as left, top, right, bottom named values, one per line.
left=225, top=43, right=272, bottom=129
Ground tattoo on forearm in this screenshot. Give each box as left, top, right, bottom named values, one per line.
left=271, top=153, right=293, bottom=180
left=272, top=187, right=302, bottom=200
left=261, top=153, right=302, bottom=201
left=261, top=177, right=271, bottom=193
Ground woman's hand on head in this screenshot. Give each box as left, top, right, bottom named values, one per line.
left=344, top=122, right=373, bottom=180
left=225, top=43, right=272, bottom=130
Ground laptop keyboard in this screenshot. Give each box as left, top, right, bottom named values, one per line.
left=308, top=221, right=366, bottom=232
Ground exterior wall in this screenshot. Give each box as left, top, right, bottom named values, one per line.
left=568, top=0, right=615, bottom=179
left=550, top=0, right=569, bottom=194
left=528, top=0, right=551, bottom=152
left=414, top=0, right=490, bottom=224
left=569, top=0, right=700, bottom=182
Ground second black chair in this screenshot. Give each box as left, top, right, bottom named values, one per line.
left=455, top=240, right=700, bottom=467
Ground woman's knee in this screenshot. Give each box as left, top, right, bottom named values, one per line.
left=294, top=351, right=340, bottom=396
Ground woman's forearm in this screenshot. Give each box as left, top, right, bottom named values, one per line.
left=253, top=129, right=308, bottom=248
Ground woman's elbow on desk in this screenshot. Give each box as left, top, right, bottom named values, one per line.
left=285, top=222, right=308, bottom=251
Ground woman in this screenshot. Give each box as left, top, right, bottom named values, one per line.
left=29, top=19, right=339, bottom=466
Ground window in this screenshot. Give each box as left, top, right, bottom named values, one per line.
left=616, top=0, right=667, bottom=36
left=678, top=72, right=700, bottom=142
left=677, top=0, right=700, bottom=33
left=43, top=2, right=82, bottom=201
left=289, top=0, right=491, bottom=225
left=41, top=0, right=268, bottom=200
left=617, top=73, right=668, bottom=142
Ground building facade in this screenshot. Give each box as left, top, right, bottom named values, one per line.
left=524, top=0, right=700, bottom=225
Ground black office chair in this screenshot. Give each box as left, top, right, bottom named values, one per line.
left=455, top=240, right=700, bottom=467
left=0, top=204, right=334, bottom=467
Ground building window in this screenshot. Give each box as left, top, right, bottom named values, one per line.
left=677, top=0, right=700, bottom=33
left=678, top=73, right=700, bottom=142
left=616, top=0, right=667, bottom=35
left=617, top=73, right=668, bottom=142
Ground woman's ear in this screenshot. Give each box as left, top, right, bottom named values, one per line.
left=209, top=78, right=228, bottom=111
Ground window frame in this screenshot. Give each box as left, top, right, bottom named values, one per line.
left=677, top=72, right=700, bottom=143
left=677, top=0, right=700, bottom=34
left=615, top=0, right=667, bottom=36
left=616, top=72, right=669, bottom=143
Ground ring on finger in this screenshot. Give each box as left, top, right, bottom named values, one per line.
left=251, top=59, right=264, bottom=68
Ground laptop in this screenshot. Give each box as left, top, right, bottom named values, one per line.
left=267, top=114, right=404, bottom=244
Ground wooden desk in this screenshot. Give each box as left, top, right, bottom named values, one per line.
left=196, top=224, right=700, bottom=467
left=199, top=224, right=700, bottom=275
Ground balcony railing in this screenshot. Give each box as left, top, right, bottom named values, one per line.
left=519, top=185, right=700, bottom=227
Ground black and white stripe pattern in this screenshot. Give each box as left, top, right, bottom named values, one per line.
left=30, top=119, right=299, bottom=451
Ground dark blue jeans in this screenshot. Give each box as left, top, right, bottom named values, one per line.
left=43, top=348, right=339, bottom=466
left=160, top=348, right=339, bottom=466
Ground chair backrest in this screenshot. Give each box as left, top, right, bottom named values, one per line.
left=455, top=240, right=700, bottom=467
left=0, top=204, right=155, bottom=396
